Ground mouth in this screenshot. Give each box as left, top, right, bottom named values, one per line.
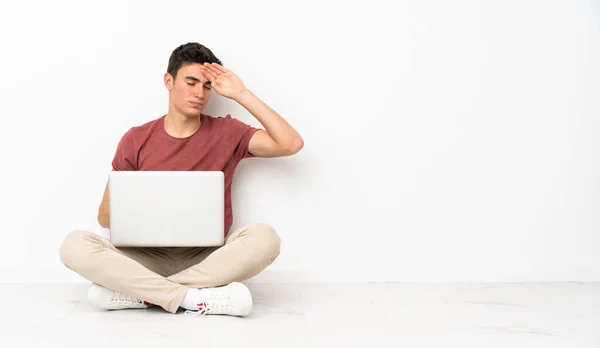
left=189, top=101, right=204, bottom=108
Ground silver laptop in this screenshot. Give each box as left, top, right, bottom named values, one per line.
left=108, top=171, right=224, bottom=247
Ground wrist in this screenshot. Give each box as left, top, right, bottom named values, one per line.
left=233, top=89, right=254, bottom=104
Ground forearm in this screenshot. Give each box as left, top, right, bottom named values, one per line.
left=234, top=90, right=303, bottom=151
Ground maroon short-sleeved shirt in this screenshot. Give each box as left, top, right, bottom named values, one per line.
left=111, top=113, right=258, bottom=236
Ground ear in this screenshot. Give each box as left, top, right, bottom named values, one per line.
left=164, top=72, right=174, bottom=90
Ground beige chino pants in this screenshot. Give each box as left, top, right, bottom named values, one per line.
left=59, top=223, right=281, bottom=313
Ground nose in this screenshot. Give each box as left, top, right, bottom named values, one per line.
left=194, top=86, right=204, bottom=100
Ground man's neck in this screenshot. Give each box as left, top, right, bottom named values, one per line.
left=164, top=108, right=201, bottom=138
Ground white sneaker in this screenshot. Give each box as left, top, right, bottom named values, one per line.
left=184, top=282, right=253, bottom=317
left=87, top=283, right=151, bottom=310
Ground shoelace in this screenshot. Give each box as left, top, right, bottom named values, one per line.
left=185, top=301, right=210, bottom=317
left=111, top=291, right=147, bottom=307
left=184, top=289, right=236, bottom=317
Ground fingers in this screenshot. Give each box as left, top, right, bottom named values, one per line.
left=206, top=62, right=228, bottom=74
left=201, top=62, right=233, bottom=86
left=202, top=62, right=222, bottom=77
left=201, top=65, right=218, bottom=81
left=204, top=63, right=233, bottom=81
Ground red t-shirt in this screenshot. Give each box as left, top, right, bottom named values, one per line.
left=111, top=113, right=259, bottom=236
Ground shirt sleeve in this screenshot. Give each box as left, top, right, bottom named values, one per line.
left=225, top=114, right=260, bottom=160
left=111, top=128, right=137, bottom=171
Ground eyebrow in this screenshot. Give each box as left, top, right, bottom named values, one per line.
left=185, top=76, right=210, bottom=85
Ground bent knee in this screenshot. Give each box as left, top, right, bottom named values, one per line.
left=248, top=223, right=281, bottom=259
left=59, top=230, right=95, bottom=268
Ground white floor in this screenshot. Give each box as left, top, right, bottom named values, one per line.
left=0, top=283, right=599, bottom=347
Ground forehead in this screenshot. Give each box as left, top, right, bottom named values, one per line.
left=177, top=63, right=208, bottom=81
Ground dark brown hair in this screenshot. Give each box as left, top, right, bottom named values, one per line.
left=167, top=42, right=222, bottom=79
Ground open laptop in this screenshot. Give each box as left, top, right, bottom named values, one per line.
left=108, top=171, right=224, bottom=247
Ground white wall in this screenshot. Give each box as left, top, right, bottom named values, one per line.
left=1, top=0, right=599, bottom=283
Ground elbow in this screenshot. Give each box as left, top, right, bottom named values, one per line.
left=97, top=213, right=110, bottom=229
left=97, top=204, right=110, bottom=229
left=285, top=136, right=304, bottom=155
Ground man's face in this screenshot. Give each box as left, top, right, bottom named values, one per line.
left=165, top=63, right=212, bottom=118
